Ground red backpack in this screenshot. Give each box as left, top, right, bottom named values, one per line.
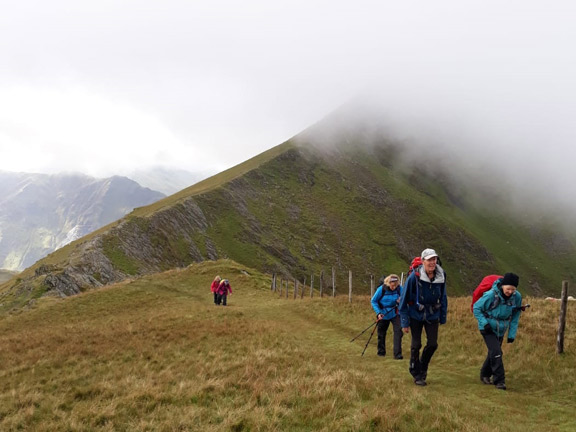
left=470, top=274, right=502, bottom=312
left=407, top=257, right=422, bottom=278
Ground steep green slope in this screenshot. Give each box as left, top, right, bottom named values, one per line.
left=1, top=261, right=574, bottom=431
left=1, top=133, right=575, bottom=310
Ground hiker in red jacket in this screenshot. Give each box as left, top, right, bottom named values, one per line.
left=210, top=275, right=221, bottom=305
left=216, top=279, right=233, bottom=306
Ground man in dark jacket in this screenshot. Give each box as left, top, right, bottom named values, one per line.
left=399, top=248, right=448, bottom=386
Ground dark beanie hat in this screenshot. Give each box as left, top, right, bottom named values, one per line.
left=501, top=272, right=519, bottom=287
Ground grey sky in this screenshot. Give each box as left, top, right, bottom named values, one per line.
left=1, top=0, right=575, bottom=193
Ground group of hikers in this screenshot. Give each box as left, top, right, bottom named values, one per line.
left=210, top=276, right=232, bottom=306
left=207, top=247, right=524, bottom=390
left=371, top=247, right=523, bottom=390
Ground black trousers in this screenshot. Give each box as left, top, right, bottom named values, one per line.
left=216, top=293, right=227, bottom=306
left=480, top=332, right=505, bottom=385
left=377, top=316, right=403, bottom=357
left=213, top=292, right=218, bottom=304
left=409, top=320, right=439, bottom=381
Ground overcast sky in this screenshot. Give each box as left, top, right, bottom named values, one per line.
left=1, top=0, right=575, bottom=188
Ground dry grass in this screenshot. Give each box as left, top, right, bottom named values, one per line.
left=1, top=261, right=575, bottom=431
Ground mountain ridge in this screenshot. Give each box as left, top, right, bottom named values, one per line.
left=2, top=116, right=575, bottom=310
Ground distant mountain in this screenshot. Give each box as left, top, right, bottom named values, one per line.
left=127, top=167, right=207, bottom=195
left=0, top=172, right=165, bottom=271
left=2, top=106, right=576, bottom=308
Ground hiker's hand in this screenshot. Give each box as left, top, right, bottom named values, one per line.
left=377, top=314, right=384, bottom=320
left=402, top=327, right=410, bottom=334
left=481, top=323, right=493, bottom=335
left=507, top=338, right=514, bottom=344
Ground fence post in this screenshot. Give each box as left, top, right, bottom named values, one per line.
left=285, top=280, right=288, bottom=299
left=271, top=273, right=276, bottom=292
left=370, top=274, right=375, bottom=297
left=349, top=270, right=352, bottom=303
left=301, top=277, right=306, bottom=299
left=293, top=279, right=298, bottom=299
left=310, top=273, right=314, bottom=298
left=557, top=280, right=569, bottom=354
left=320, top=270, right=324, bottom=298
left=278, top=278, right=283, bottom=296
left=332, top=267, right=336, bottom=297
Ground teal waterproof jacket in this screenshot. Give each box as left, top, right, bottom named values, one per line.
left=473, top=281, right=522, bottom=339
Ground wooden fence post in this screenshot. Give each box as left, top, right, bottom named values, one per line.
left=285, top=280, right=288, bottom=299
left=293, top=279, right=298, bottom=299
left=271, top=273, right=276, bottom=292
left=370, top=274, right=375, bottom=297
left=310, top=274, right=314, bottom=298
left=557, top=280, right=569, bottom=354
left=349, top=270, right=352, bottom=303
left=332, top=267, right=336, bottom=297
left=320, top=271, right=324, bottom=298
left=301, top=277, right=306, bottom=299
left=279, top=278, right=283, bottom=296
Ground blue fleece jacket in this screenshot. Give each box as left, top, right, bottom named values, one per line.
left=371, top=284, right=402, bottom=320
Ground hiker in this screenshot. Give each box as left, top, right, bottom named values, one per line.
left=473, top=272, right=522, bottom=390
left=371, top=274, right=403, bottom=359
left=210, top=275, right=221, bottom=305
left=216, top=279, right=232, bottom=306
left=399, top=248, right=448, bottom=386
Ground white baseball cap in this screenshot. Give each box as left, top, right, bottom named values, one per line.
left=421, top=248, right=439, bottom=260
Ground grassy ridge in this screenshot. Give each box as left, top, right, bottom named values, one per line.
left=1, top=260, right=574, bottom=431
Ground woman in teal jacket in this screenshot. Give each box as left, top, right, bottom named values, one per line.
left=473, top=272, right=522, bottom=390
left=371, top=274, right=403, bottom=359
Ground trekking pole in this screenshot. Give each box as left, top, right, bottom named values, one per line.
left=350, top=321, right=377, bottom=342
left=361, top=321, right=379, bottom=356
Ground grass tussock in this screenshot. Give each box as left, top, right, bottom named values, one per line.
left=1, top=260, right=575, bottom=431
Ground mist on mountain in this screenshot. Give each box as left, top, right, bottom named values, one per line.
left=297, top=90, right=576, bottom=235
left=127, top=166, right=211, bottom=195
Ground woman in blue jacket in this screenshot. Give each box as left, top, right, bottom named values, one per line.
left=473, top=272, right=522, bottom=390
left=371, top=274, right=403, bottom=359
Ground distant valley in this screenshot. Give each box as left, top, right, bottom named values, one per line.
left=0, top=171, right=165, bottom=271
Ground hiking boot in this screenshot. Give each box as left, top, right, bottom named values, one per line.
left=495, top=383, right=507, bottom=390
left=394, top=355, right=403, bottom=360
left=480, top=376, right=492, bottom=385
left=377, top=352, right=386, bottom=357
left=414, top=379, right=427, bottom=386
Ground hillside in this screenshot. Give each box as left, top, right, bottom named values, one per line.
left=0, top=269, right=18, bottom=284
left=1, top=114, right=576, bottom=308
left=0, top=172, right=165, bottom=271
left=0, top=260, right=574, bottom=431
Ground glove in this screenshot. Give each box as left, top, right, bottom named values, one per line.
left=507, top=338, right=515, bottom=344
left=481, top=323, right=493, bottom=335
